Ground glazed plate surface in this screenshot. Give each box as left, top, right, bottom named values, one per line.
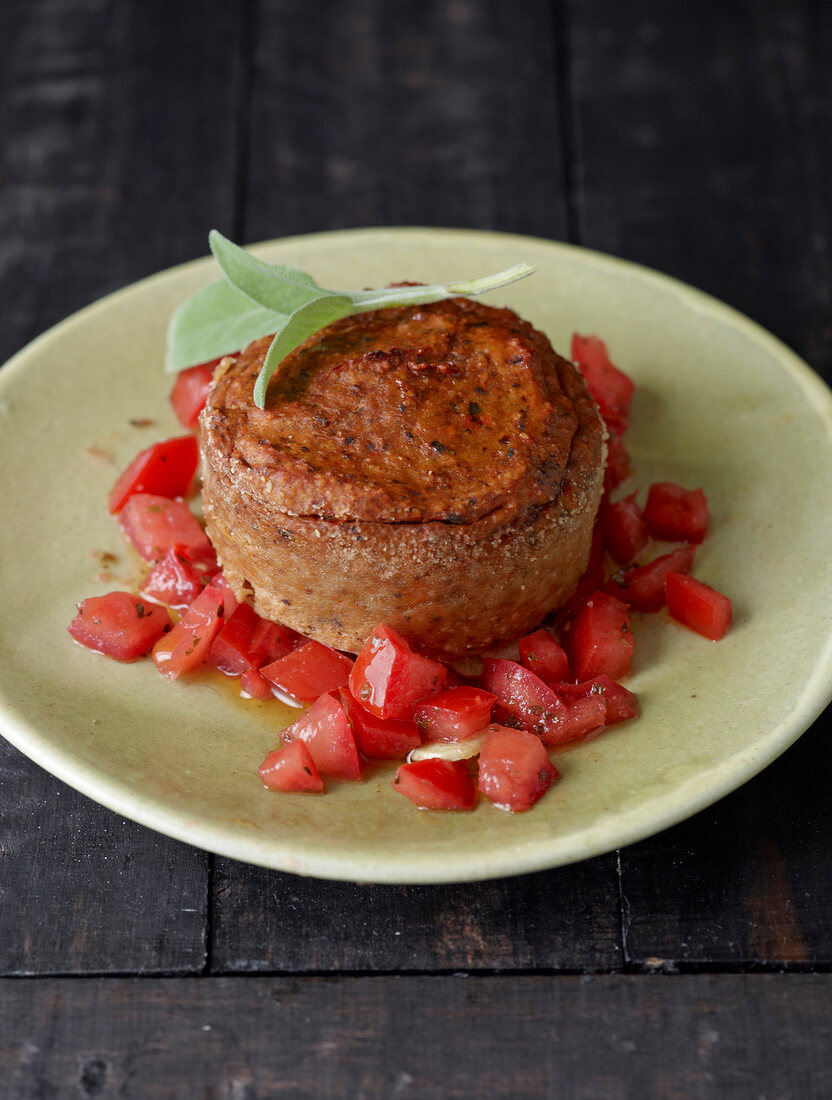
left=1, top=227, right=831, bottom=882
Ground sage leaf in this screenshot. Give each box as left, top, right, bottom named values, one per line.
left=165, top=279, right=286, bottom=374
left=253, top=292, right=353, bottom=408
left=209, top=230, right=324, bottom=313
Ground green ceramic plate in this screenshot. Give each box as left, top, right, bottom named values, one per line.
left=1, top=228, right=831, bottom=883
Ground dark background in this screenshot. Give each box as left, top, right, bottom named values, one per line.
left=1, top=1, right=831, bottom=1095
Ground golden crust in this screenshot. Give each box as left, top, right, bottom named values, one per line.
left=200, top=298, right=604, bottom=658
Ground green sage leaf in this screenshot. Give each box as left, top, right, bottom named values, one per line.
left=253, top=292, right=353, bottom=408
left=165, top=279, right=286, bottom=374
left=209, top=230, right=324, bottom=313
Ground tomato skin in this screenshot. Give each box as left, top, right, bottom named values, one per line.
left=643, top=482, right=709, bottom=543
left=119, top=493, right=213, bottom=563
left=570, top=591, right=634, bottom=682
left=240, top=667, right=274, bottom=699
left=151, top=580, right=226, bottom=680
left=68, top=592, right=172, bottom=662
left=413, top=686, right=496, bottom=743
left=341, top=691, right=421, bottom=758
left=259, top=741, right=324, bottom=792
left=479, top=658, right=567, bottom=745
left=392, top=759, right=477, bottom=811
left=169, top=360, right=220, bottom=429
left=477, top=725, right=558, bottom=811
left=349, top=625, right=448, bottom=720
left=283, top=691, right=361, bottom=780
left=557, top=675, right=640, bottom=724
left=261, top=640, right=354, bottom=704
left=108, top=435, right=200, bottom=514
left=518, top=629, right=569, bottom=687
left=571, top=333, right=635, bottom=430
left=602, top=492, right=649, bottom=566
left=605, top=544, right=696, bottom=612
left=140, top=547, right=204, bottom=608
left=665, top=572, right=733, bottom=640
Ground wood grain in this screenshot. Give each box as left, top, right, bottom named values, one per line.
left=244, top=0, right=568, bottom=240
left=2, top=974, right=831, bottom=1097
left=211, top=856, right=623, bottom=973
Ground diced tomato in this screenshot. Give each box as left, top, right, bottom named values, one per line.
left=643, top=482, right=709, bottom=543
left=392, top=759, right=477, bottom=811
left=108, top=435, right=200, bottom=514
left=151, top=580, right=226, bottom=680
left=207, top=571, right=239, bottom=618
left=665, top=572, right=733, bottom=641
left=282, top=691, right=361, bottom=780
left=250, top=618, right=300, bottom=663
left=140, top=547, right=204, bottom=608
left=68, top=591, right=172, bottom=662
left=552, top=695, right=608, bottom=743
left=604, top=428, right=631, bottom=491
left=261, top=640, right=354, bottom=704
left=477, top=725, right=558, bottom=811
left=518, top=628, right=569, bottom=686
left=349, top=625, right=448, bottom=720
left=557, top=675, right=640, bottom=724
left=479, top=658, right=567, bottom=745
left=206, top=602, right=261, bottom=676
left=605, top=545, right=696, bottom=612
left=240, top=667, right=274, bottom=699
left=341, top=691, right=421, bottom=758
left=169, top=359, right=221, bottom=429
left=571, top=333, right=635, bottom=430
left=119, top=493, right=213, bottom=563
left=557, top=520, right=605, bottom=623
left=258, top=741, right=324, bottom=793
left=602, top=492, right=649, bottom=566
left=413, top=686, right=496, bottom=743
left=570, top=591, right=634, bottom=682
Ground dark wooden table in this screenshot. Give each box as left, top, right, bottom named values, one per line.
left=2, top=2, right=831, bottom=1095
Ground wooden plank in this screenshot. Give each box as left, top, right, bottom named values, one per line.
left=565, top=0, right=832, bottom=378
left=0, top=0, right=250, bottom=973
left=244, top=0, right=568, bottom=240
left=567, top=0, right=832, bottom=965
left=2, top=973, right=832, bottom=1097
left=0, top=0, right=246, bottom=366
left=211, top=856, right=623, bottom=972
left=0, top=740, right=209, bottom=976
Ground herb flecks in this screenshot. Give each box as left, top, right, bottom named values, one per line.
left=166, top=232, right=535, bottom=410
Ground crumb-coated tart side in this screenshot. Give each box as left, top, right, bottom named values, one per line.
left=200, top=296, right=604, bottom=658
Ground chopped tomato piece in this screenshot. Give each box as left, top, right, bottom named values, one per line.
left=151, top=580, right=226, bottom=680
left=665, top=572, right=733, bottom=640
left=108, top=435, right=200, bottom=514
left=207, top=571, right=239, bottom=618
left=169, top=359, right=220, bottom=429
left=604, top=428, right=631, bottom=491
left=119, top=493, right=213, bottom=563
left=341, top=691, right=421, bottom=758
left=570, top=591, right=634, bottom=682
left=477, top=726, right=558, bottom=811
left=68, top=592, right=172, bottom=662
left=557, top=520, right=605, bottom=623
left=140, top=547, right=204, bottom=608
left=240, top=667, right=274, bottom=699
left=282, top=691, right=361, bottom=780
left=258, top=741, right=323, bottom=792
left=572, top=333, right=635, bottom=430
left=392, top=759, right=477, bottom=811
left=557, top=675, right=639, bottom=724
left=553, top=695, right=608, bottom=743
left=479, top=658, right=567, bottom=745
left=643, top=482, right=709, bottom=543
left=602, top=492, right=649, bottom=566
left=413, top=686, right=496, bottom=743
left=250, top=618, right=300, bottom=663
left=605, top=544, right=695, bottom=612
left=207, top=602, right=262, bottom=676
left=349, top=625, right=448, bottom=720
left=518, top=628, right=569, bottom=686
left=261, top=640, right=354, bottom=704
